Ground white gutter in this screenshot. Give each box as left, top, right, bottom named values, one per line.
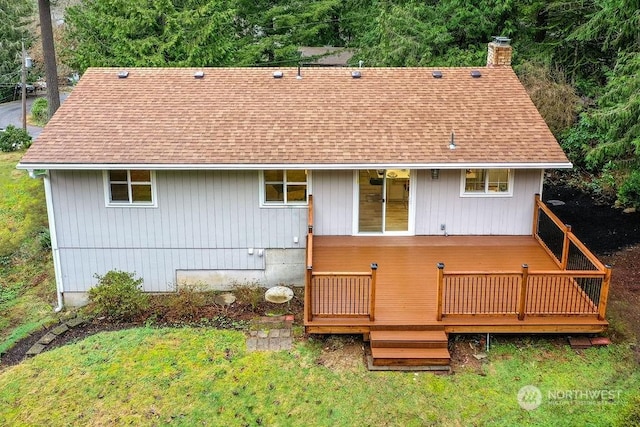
left=18, top=161, right=574, bottom=171
left=42, top=172, right=64, bottom=312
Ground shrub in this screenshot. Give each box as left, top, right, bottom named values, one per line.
left=88, top=270, right=149, bottom=321
left=232, top=282, right=264, bottom=310
left=30, top=98, right=49, bottom=125
left=163, top=283, right=211, bottom=321
left=0, top=125, right=32, bottom=152
left=618, top=169, right=640, bottom=208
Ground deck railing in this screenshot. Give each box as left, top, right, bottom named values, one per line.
left=437, top=195, right=612, bottom=321
left=310, top=268, right=377, bottom=320
left=305, top=195, right=378, bottom=322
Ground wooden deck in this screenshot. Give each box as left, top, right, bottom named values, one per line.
left=305, top=235, right=608, bottom=334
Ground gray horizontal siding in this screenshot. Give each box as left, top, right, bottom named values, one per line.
left=414, top=169, right=542, bottom=235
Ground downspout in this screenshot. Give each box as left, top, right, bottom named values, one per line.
left=36, top=170, right=64, bottom=312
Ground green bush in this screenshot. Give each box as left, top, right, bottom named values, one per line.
left=618, top=169, right=640, bottom=208
left=30, top=98, right=48, bottom=125
left=88, top=270, right=149, bottom=321
left=0, top=125, right=32, bottom=152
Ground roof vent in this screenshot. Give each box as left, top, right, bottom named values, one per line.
left=470, top=70, right=482, bottom=78
left=273, top=71, right=284, bottom=79
left=432, top=70, right=443, bottom=79
left=351, top=70, right=362, bottom=79
left=194, top=71, right=205, bottom=79
left=117, top=71, right=129, bottom=79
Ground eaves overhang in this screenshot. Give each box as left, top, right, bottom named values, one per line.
left=17, top=161, right=574, bottom=171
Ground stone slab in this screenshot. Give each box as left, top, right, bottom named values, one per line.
left=51, top=324, right=69, bottom=336
left=269, top=329, right=280, bottom=338
left=26, top=343, right=46, bottom=356
left=280, top=329, right=291, bottom=338
left=590, top=337, right=612, bottom=346
left=568, top=337, right=592, bottom=349
left=246, top=338, right=257, bottom=352
left=38, top=333, right=57, bottom=345
left=65, top=317, right=86, bottom=328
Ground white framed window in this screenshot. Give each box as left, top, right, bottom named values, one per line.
left=103, top=170, right=157, bottom=207
left=261, top=170, right=309, bottom=206
left=461, top=169, right=513, bottom=197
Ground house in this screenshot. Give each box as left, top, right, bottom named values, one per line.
left=19, top=39, right=610, bottom=367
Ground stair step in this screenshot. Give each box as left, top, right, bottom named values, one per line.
left=370, top=330, right=448, bottom=348
left=371, top=347, right=451, bottom=366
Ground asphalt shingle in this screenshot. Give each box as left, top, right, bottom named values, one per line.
left=19, top=67, right=569, bottom=167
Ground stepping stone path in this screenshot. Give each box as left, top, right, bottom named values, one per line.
left=25, top=316, right=87, bottom=357
left=246, top=315, right=294, bottom=352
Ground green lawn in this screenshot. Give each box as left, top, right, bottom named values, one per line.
left=0, top=151, right=57, bottom=354
left=1, top=328, right=638, bottom=426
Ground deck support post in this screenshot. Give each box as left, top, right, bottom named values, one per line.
left=598, top=265, right=612, bottom=321
left=369, top=263, right=378, bottom=322
left=561, top=225, right=571, bottom=269
left=305, top=266, right=312, bottom=323
left=436, top=263, right=445, bottom=321
left=518, top=264, right=529, bottom=321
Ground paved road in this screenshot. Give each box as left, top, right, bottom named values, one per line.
left=0, top=93, right=68, bottom=139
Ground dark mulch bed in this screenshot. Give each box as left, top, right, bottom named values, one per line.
left=543, top=184, right=640, bottom=256
left=0, top=287, right=304, bottom=368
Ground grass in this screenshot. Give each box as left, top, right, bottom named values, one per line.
left=0, top=151, right=57, bottom=354
left=0, top=328, right=638, bottom=426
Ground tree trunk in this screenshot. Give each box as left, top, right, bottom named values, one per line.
left=38, top=0, right=60, bottom=119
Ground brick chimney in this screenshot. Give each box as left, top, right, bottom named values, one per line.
left=487, top=36, right=512, bottom=66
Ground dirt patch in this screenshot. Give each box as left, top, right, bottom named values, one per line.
left=314, top=335, right=365, bottom=372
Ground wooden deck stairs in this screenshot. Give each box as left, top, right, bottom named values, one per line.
left=368, top=328, right=451, bottom=371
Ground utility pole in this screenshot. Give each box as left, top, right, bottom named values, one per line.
left=21, top=40, right=27, bottom=131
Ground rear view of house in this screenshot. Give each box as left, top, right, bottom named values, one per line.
left=19, top=39, right=610, bottom=366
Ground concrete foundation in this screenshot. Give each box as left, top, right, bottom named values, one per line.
left=63, top=292, right=90, bottom=307
left=176, top=248, right=305, bottom=290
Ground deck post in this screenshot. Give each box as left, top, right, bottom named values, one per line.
left=597, top=265, right=612, bottom=321
left=369, top=263, right=378, bottom=322
left=436, top=263, right=445, bottom=321
left=305, top=267, right=312, bottom=322
left=561, top=225, right=571, bottom=269
left=532, top=194, right=541, bottom=236
left=518, top=264, right=529, bottom=321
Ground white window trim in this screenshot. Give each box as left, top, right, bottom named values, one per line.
left=103, top=170, right=158, bottom=208
left=460, top=169, right=514, bottom=198
left=259, top=170, right=311, bottom=208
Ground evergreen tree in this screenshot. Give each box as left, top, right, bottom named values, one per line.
left=0, top=0, right=33, bottom=103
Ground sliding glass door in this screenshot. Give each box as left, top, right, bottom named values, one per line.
left=357, top=169, right=410, bottom=233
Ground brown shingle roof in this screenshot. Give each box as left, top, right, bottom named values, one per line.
left=19, top=67, right=570, bottom=168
